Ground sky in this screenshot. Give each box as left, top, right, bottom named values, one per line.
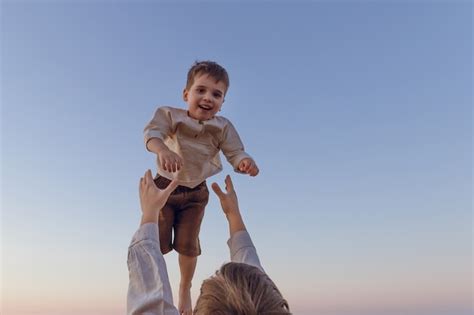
left=1, top=1, right=472, bottom=315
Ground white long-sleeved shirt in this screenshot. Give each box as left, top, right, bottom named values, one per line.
left=127, top=223, right=263, bottom=315
left=144, top=106, right=252, bottom=188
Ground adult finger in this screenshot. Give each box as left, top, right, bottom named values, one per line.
left=211, top=182, right=225, bottom=198
left=224, top=175, right=234, bottom=193
left=145, top=169, right=154, bottom=185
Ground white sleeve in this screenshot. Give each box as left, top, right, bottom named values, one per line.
left=127, top=223, right=179, bottom=315
left=227, top=230, right=264, bottom=272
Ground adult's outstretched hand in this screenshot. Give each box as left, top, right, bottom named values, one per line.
left=139, top=169, right=178, bottom=225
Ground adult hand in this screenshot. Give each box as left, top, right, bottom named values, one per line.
left=211, top=175, right=246, bottom=235
left=238, top=158, right=259, bottom=176
left=211, top=175, right=239, bottom=216
left=139, top=169, right=178, bottom=225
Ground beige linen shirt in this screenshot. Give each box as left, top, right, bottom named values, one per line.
left=144, top=106, right=252, bottom=188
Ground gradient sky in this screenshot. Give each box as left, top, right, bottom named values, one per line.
left=1, top=1, right=472, bottom=315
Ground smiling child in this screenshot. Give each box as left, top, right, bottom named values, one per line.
left=143, top=60, right=259, bottom=315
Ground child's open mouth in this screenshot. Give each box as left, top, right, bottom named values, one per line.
left=198, top=105, right=213, bottom=111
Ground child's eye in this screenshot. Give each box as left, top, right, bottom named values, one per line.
left=196, top=88, right=205, bottom=93
left=213, top=93, right=222, bottom=98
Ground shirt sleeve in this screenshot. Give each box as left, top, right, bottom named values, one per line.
left=227, top=230, right=264, bottom=272
left=127, top=223, right=179, bottom=315
left=144, top=106, right=175, bottom=151
left=220, top=120, right=252, bottom=172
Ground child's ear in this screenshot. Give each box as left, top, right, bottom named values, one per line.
left=182, top=88, right=188, bottom=102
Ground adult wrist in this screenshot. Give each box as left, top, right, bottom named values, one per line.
left=140, top=213, right=159, bottom=226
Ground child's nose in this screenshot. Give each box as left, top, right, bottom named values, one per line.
left=203, top=93, right=212, bottom=102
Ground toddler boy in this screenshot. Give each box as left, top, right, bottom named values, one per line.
left=143, top=60, right=259, bottom=315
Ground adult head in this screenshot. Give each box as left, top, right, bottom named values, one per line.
left=195, top=262, right=290, bottom=314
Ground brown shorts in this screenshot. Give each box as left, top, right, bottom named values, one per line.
left=153, top=175, right=209, bottom=257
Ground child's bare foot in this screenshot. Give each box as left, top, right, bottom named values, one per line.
left=178, top=284, right=192, bottom=315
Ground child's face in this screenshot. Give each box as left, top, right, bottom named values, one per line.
left=183, top=73, right=226, bottom=121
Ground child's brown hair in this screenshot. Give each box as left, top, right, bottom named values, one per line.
left=186, top=60, right=230, bottom=93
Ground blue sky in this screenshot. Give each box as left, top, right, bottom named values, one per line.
left=1, top=1, right=472, bottom=315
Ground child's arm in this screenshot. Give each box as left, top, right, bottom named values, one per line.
left=220, top=120, right=259, bottom=177
left=147, top=138, right=183, bottom=173
left=144, top=107, right=183, bottom=173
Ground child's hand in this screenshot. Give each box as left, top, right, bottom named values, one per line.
left=238, top=158, right=259, bottom=176
left=139, top=169, right=178, bottom=225
left=211, top=175, right=240, bottom=218
left=158, top=149, right=183, bottom=173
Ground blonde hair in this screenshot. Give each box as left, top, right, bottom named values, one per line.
left=194, top=262, right=291, bottom=315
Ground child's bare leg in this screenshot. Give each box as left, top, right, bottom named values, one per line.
left=178, top=254, right=197, bottom=315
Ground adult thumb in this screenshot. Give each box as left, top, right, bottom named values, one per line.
left=164, top=179, right=179, bottom=195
